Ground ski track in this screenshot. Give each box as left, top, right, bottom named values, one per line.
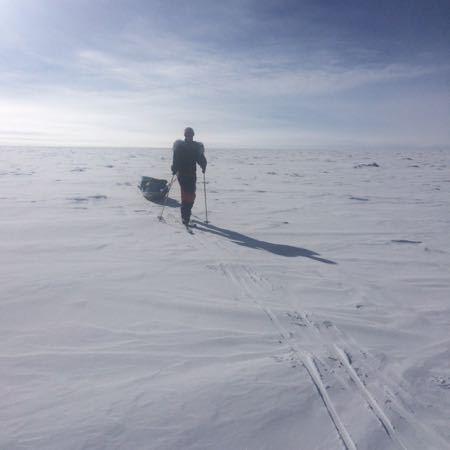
left=298, top=313, right=408, bottom=449
left=226, top=263, right=408, bottom=449
left=302, top=313, right=449, bottom=450
left=186, top=218, right=448, bottom=450
left=333, top=345, right=407, bottom=449
left=225, top=263, right=357, bottom=450
left=155, top=208, right=448, bottom=449
left=182, top=222, right=355, bottom=449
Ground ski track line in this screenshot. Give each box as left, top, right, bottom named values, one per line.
left=236, top=264, right=408, bottom=450
left=303, top=313, right=449, bottom=450
left=299, top=313, right=407, bottom=449
left=221, top=263, right=356, bottom=450
left=252, top=271, right=447, bottom=450
left=333, top=345, right=408, bottom=450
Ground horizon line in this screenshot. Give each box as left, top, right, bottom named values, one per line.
left=1, top=142, right=449, bottom=152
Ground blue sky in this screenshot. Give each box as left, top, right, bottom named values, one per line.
left=0, top=0, right=449, bottom=148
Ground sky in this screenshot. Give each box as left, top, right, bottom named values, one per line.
left=0, top=0, right=449, bottom=148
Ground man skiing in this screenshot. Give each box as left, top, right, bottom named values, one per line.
left=171, top=127, right=207, bottom=226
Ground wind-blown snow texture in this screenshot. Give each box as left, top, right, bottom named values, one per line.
left=1, top=146, right=449, bottom=450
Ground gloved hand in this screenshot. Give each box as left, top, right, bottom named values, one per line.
left=202, top=168, right=206, bottom=174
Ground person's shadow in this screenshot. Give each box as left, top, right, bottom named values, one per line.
left=192, top=221, right=336, bottom=264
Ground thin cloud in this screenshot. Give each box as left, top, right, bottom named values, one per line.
left=74, top=38, right=443, bottom=98
left=0, top=1, right=449, bottom=147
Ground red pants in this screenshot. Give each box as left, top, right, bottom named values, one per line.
left=178, top=175, right=196, bottom=223
left=181, top=189, right=196, bottom=204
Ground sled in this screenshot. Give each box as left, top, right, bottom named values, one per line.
left=138, top=176, right=169, bottom=202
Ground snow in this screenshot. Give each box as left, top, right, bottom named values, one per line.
left=1, top=146, right=449, bottom=450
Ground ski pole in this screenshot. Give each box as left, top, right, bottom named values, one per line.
left=203, top=172, right=209, bottom=224
left=158, top=174, right=175, bottom=221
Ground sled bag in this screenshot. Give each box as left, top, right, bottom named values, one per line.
left=139, top=176, right=169, bottom=201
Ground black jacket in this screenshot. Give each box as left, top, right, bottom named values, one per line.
left=171, top=140, right=207, bottom=177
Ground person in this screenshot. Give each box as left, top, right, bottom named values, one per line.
left=171, top=127, right=207, bottom=226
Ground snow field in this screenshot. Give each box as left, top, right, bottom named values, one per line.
left=1, top=146, right=449, bottom=449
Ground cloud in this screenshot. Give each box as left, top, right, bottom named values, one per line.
left=0, top=1, right=449, bottom=147
left=73, top=34, right=444, bottom=99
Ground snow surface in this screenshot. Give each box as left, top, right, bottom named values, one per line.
left=1, top=146, right=449, bottom=450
